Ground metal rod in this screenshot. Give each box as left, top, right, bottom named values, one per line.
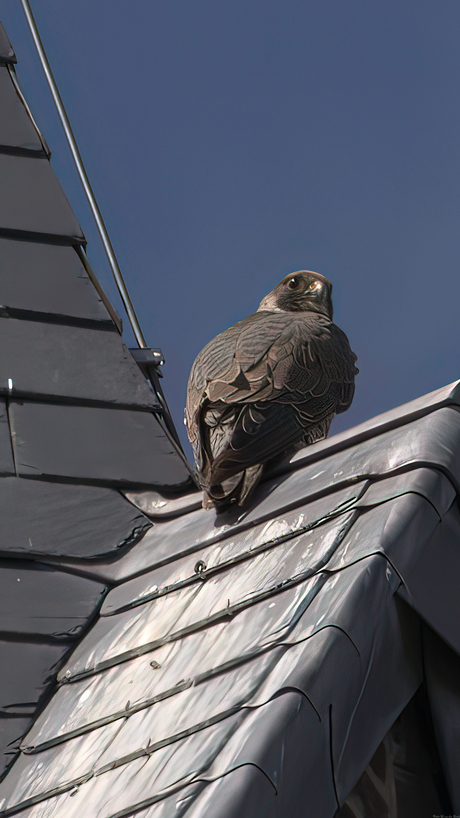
left=19, top=0, right=147, bottom=348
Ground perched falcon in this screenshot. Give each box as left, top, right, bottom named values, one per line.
left=186, top=271, right=358, bottom=508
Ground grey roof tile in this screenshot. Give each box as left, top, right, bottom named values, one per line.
left=0, top=24, right=15, bottom=65
left=184, top=767, right=275, bottom=818
left=0, top=400, right=14, bottom=477
left=0, top=561, right=105, bottom=637
left=0, top=638, right=88, bottom=780
left=423, top=624, right=460, bottom=810
left=1, top=14, right=459, bottom=815
left=0, top=477, right=151, bottom=559
left=58, top=577, right=319, bottom=684
left=101, top=484, right=362, bottom=603
left=398, top=501, right=460, bottom=655
left=289, top=378, right=460, bottom=470
left=0, top=68, right=42, bottom=152
left=326, top=493, right=440, bottom=577
left=0, top=318, right=158, bottom=407
left=354, top=466, right=455, bottom=517
left=0, top=641, right=65, bottom=715
left=0, top=240, right=110, bottom=323
left=10, top=402, right=190, bottom=489
left=0, top=155, right=83, bottom=242
left=0, top=715, right=244, bottom=817
left=101, top=466, right=453, bottom=609
left=0, top=721, right=122, bottom=811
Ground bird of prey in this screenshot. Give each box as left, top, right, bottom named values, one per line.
left=186, top=270, right=358, bottom=508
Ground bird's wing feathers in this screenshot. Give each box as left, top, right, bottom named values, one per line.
left=186, top=311, right=357, bottom=480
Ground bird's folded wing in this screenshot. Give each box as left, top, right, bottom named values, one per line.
left=204, top=312, right=357, bottom=408
left=186, top=311, right=357, bottom=475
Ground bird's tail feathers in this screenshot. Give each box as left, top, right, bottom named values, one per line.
left=202, top=463, right=264, bottom=510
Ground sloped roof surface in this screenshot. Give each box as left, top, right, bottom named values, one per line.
left=0, top=383, right=459, bottom=816
left=0, top=20, right=190, bottom=783
left=1, top=19, right=460, bottom=818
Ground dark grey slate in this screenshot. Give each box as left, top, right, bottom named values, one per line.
left=0, top=67, right=42, bottom=152
left=0, top=640, right=66, bottom=776
left=398, top=501, right=460, bottom=655
left=0, top=399, right=14, bottom=477
left=0, top=718, right=31, bottom=778
left=0, top=560, right=105, bottom=637
left=0, top=641, right=66, bottom=713
left=423, top=624, right=460, bottom=812
left=0, top=23, right=15, bottom=64
left=0, top=477, right=151, bottom=558
left=0, top=318, right=158, bottom=407
left=0, top=154, right=83, bottom=241
left=10, top=402, right=191, bottom=489
left=0, top=240, right=110, bottom=322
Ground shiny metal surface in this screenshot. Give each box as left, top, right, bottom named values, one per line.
left=289, top=379, right=460, bottom=470
left=355, top=466, right=455, bottom=516
left=0, top=722, right=120, bottom=811
left=102, top=489, right=360, bottom=614
left=327, top=493, right=440, bottom=576
left=2, top=432, right=458, bottom=817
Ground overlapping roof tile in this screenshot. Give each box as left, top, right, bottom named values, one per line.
left=0, top=17, right=459, bottom=818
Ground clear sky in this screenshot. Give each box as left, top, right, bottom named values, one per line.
left=2, top=1, right=460, bottom=455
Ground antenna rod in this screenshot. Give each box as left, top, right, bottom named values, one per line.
left=20, top=0, right=147, bottom=348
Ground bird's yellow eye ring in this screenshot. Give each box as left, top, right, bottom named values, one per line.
left=287, top=277, right=299, bottom=289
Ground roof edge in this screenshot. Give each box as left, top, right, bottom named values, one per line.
left=284, top=379, right=460, bottom=474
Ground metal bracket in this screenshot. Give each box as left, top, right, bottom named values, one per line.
left=129, top=348, right=165, bottom=374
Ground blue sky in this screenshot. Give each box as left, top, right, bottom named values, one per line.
left=2, top=1, right=460, bottom=454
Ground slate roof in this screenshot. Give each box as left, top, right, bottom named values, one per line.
left=1, top=17, right=460, bottom=818
left=0, top=14, right=190, bottom=789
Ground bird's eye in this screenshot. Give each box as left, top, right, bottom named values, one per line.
left=287, top=277, right=299, bottom=290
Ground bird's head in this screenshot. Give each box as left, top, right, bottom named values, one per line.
left=257, top=271, right=333, bottom=319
